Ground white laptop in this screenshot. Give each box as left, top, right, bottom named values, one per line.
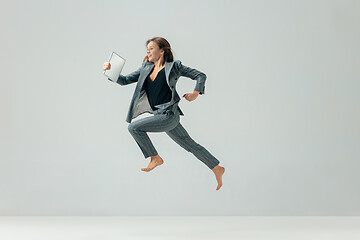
left=103, top=52, right=126, bottom=82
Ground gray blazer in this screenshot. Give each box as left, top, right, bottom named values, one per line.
left=108, top=60, right=206, bottom=123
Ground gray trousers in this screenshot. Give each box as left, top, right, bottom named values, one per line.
left=127, top=109, right=220, bottom=170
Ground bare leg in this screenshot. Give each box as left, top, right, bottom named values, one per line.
left=141, top=154, right=164, bottom=172
left=212, top=165, right=225, bottom=190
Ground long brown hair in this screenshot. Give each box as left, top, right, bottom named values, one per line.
left=143, top=37, right=174, bottom=64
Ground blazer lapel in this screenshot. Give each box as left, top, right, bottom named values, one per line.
left=164, top=61, right=175, bottom=87
left=138, top=61, right=175, bottom=90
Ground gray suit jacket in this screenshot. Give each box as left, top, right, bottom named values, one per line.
left=108, top=60, right=206, bottom=123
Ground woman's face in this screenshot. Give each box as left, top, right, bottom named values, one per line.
left=147, top=41, right=164, bottom=63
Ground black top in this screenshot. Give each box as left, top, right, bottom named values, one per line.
left=144, top=67, right=172, bottom=111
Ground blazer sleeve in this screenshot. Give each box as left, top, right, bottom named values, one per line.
left=177, top=60, right=206, bottom=95
left=108, top=62, right=144, bottom=86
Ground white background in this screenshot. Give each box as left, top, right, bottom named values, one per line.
left=0, top=0, right=359, bottom=215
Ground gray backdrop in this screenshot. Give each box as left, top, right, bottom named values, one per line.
left=1, top=0, right=359, bottom=215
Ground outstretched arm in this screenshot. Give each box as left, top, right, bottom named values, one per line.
left=108, top=63, right=143, bottom=86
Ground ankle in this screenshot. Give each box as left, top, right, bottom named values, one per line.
left=151, top=155, right=160, bottom=160
left=212, top=165, right=221, bottom=172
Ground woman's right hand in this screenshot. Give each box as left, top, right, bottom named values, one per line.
left=103, top=62, right=111, bottom=71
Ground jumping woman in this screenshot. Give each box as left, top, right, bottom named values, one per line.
left=103, top=37, right=225, bottom=190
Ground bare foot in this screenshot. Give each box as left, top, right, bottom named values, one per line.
left=141, top=155, right=164, bottom=172
left=212, top=165, right=225, bottom=190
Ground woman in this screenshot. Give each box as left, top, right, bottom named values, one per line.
left=103, top=37, right=225, bottom=191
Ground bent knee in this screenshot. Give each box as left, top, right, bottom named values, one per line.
left=128, top=123, right=138, bottom=132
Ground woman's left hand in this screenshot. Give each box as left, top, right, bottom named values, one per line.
left=182, top=91, right=199, bottom=102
